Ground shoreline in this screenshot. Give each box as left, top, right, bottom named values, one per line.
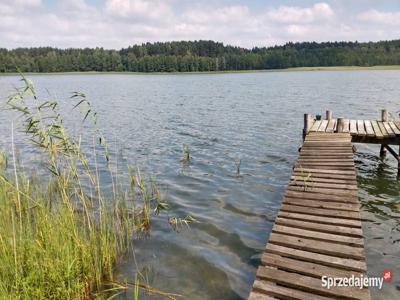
left=1, top=65, right=400, bottom=76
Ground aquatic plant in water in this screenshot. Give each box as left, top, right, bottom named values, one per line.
left=235, top=158, right=241, bottom=176
left=0, top=76, right=176, bottom=299
left=181, top=144, right=190, bottom=163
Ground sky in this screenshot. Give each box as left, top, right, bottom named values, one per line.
left=0, top=0, right=399, bottom=49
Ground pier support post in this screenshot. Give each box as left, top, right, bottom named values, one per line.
left=336, top=118, right=344, bottom=133
left=380, top=109, right=388, bottom=157
left=382, top=109, right=388, bottom=122
left=303, top=113, right=312, bottom=140
left=326, top=110, right=332, bottom=121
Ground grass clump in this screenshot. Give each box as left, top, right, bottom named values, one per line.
left=0, top=76, right=168, bottom=299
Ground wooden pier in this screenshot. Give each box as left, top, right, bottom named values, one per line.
left=248, top=110, right=400, bottom=300
left=304, top=110, right=400, bottom=172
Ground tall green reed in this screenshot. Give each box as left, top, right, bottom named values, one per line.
left=0, top=76, right=171, bottom=299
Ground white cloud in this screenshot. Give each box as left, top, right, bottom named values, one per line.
left=14, top=0, right=42, bottom=7
left=266, top=2, right=334, bottom=23
left=183, top=6, right=251, bottom=25
left=105, top=0, right=173, bottom=20
left=0, top=0, right=42, bottom=14
left=0, top=1, right=398, bottom=49
left=357, top=9, right=400, bottom=26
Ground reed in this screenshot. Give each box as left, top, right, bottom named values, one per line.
left=235, top=158, right=241, bottom=177
left=181, top=144, right=190, bottom=163
left=0, top=76, right=169, bottom=299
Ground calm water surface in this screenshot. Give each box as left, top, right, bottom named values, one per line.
left=0, top=71, right=399, bottom=299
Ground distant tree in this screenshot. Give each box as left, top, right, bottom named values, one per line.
left=1, top=40, right=400, bottom=73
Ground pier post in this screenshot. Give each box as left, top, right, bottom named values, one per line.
left=336, top=118, right=345, bottom=133
left=380, top=109, right=388, bottom=157
left=326, top=110, right=332, bottom=120
left=303, top=113, right=312, bottom=140
left=381, top=109, right=388, bottom=122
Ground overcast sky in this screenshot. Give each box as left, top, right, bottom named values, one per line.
left=1, top=0, right=399, bottom=49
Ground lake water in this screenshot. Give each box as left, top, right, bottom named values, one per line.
left=0, top=71, right=399, bottom=299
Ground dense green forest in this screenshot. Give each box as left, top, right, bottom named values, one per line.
left=1, top=40, right=400, bottom=73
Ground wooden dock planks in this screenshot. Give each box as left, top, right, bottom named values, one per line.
left=307, top=117, right=400, bottom=143
left=248, top=132, right=370, bottom=300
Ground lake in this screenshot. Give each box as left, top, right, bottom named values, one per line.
left=0, top=71, right=399, bottom=299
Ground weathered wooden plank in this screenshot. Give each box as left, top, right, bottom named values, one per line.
left=301, top=147, right=353, bottom=152
left=309, top=120, right=321, bottom=132
left=364, top=120, right=375, bottom=137
left=308, top=132, right=350, bottom=136
left=297, top=157, right=355, bottom=162
left=307, top=132, right=349, bottom=140
left=278, top=211, right=362, bottom=227
left=284, top=190, right=358, bottom=203
left=295, top=162, right=356, bottom=168
left=357, top=120, right=366, bottom=136
left=304, top=139, right=351, bottom=144
left=268, top=233, right=365, bottom=259
left=303, top=143, right=352, bottom=146
left=326, top=119, right=335, bottom=133
left=275, top=217, right=363, bottom=237
left=253, top=280, right=331, bottom=300
left=296, top=160, right=355, bottom=165
left=261, top=253, right=363, bottom=279
left=281, top=204, right=360, bottom=219
left=272, top=224, right=364, bottom=246
left=288, top=185, right=358, bottom=196
left=295, top=165, right=355, bottom=171
left=256, top=267, right=370, bottom=299
left=293, top=167, right=356, bottom=175
left=377, top=121, right=389, bottom=137
left=350, top=119, right=358, bottom=135
left=394, top=121, right=400, bottom=134
left=291, top=175, right=357, bottom=185
left=248, top=290, right=277, bottom=300
left=303, top=141, right=351, bottom=145
left=283, top=197, right=360, bottom=211
left=292, top=172, right=357, bottom=182
left=306, top=134, right=351, bottom=139
left=295, top=161, right=355, bottom=167
left=342, top=118, right=350, bottom=133
left=300, top=149, right=353, bottom=155
left=383, top=122, right=396, bottom=137
left=317, top=120, right=329, bottom=132
left=289, top=180, right=358, bottom=191
left=266, top=244, right=367, bottom=272
left=300, top=149, right=354, bottom=155
left=371, top=121, right=388, bottom=139
left=305, top=134, right=352, bottom=139
left=389, top=121, right=400, bottom=135
left=302, top=140, right=352, bottom=145
left=301, top=149, right=353, bottom=155
left=291, top=172, right=357, bottom=180
left=298, top=154, right=355, bottom=159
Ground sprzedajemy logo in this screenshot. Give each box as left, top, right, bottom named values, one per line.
left=321, top=269, right=393, bottom=290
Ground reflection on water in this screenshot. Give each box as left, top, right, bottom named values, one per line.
left=0, top=71, right=399, bottom=299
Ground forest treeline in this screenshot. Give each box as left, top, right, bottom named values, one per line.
left=1, top=40, right=400, bottom=73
